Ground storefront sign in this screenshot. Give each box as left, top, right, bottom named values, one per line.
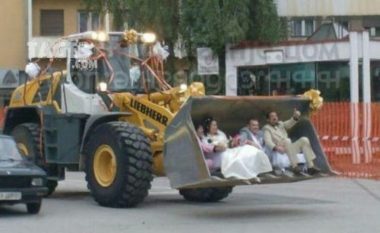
left=197, top=47, right=219, bottom=75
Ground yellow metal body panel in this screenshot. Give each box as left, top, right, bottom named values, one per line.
left=112, top=82, right=205, bottom=175
left=9, top=71, right=64, bottom=112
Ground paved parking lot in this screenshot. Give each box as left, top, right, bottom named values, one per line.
left=1, top=172, right=379, bottom=233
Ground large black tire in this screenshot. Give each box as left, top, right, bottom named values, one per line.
left=179, top=186, right=233, bottom=202
left=11, top=123, right=41, bottom=163
left=46, top=180, right=58, bottom=196
left=26, top=200, right=42, bottom=214
left=12, top=123, right=58, bottom=196
left=83, top=122, right=153, bottom=208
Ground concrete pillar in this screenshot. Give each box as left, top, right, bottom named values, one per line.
left=349, top=31, right=360, bottom=164
left=362, top=31, right=372, bottom=162
left=349, top=31, right=359, bottom=103
left=362, top=31, right=371, bottom=103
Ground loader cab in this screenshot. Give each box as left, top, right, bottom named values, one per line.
left=68, top=34, right=157, bottom=96
left=64, top=32, right=158, bottom=114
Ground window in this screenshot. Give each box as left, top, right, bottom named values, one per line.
left=78, top=11, right=101, bottom=32
left=237, top=63, right=316, bottom=96
left=292, top=20, right=302, bottom=37
left=305, top=19, right=315, bottom=36
left=370, top=27, right=380, bottom=37
left=40, top=10, right=64, bottom=36
left=270, top=63, right=316, bottom=96
left=289, top=19, right=315, bottom=37
left=371, top=61, right=380, bottom=101
left=237, top=62, right=353, bottom=101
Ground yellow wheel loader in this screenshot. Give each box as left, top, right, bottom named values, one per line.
left=3, top=31, right=332, bottom=207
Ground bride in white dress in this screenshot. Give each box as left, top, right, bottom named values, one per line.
left=202, top=118, right=272, bottom=180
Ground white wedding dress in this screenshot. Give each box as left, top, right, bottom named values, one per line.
left=203, top=130, right=272, bottom=180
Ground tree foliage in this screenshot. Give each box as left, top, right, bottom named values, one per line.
left=82, top=0, right=284, bottom=54
left=248, top=0, right=285, bottom=43
left=180, top=0, right=250, bottom=53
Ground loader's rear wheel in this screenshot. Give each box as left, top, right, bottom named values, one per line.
left=12, top=123, right=58, bottom=196
left=179, top=186, right=233, bottom=202
left=84, top=122, right=153, bottom=208
left=12, top=123, right=41, bottom=162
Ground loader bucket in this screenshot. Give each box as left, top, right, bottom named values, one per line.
left=164, top=96, right=332, bottom=189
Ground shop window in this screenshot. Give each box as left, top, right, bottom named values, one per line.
left=371, top=61, right=380, bottom=101
left=270, top=63, right=316, bottom=95
left=237, top=67, right=270, bottom=96
left=316, top=62, right=350, bottom=102
left=238, top=63, right=316, bottom=96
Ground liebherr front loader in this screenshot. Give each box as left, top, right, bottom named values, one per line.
left=3, top=30, right=331, bottom=207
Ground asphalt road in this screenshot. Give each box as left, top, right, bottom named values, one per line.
left=1, top=172, right=379, bottom=233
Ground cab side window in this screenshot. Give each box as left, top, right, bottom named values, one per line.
left=70, top=58, right=97, bottom=94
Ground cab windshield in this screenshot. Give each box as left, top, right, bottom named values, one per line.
left=0, top=138, right=23, bottom=161
left=70, top=35, right=164, bottom=94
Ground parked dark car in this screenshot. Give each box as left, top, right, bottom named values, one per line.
left=0, top=135, right=48, bottom=214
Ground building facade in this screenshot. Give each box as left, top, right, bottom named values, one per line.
left=0, top=0, right=110, bottom=106
left=226, top=0, right=380, bottom=103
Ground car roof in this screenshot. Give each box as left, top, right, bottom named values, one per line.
left=0, top=135, right=14, bottom=140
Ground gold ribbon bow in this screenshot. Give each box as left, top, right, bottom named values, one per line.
left=123, top=29, right=138, bottom=44
left=303, top=89, right=324, bottom=113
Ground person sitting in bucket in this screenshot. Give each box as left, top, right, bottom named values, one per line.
left=195, top=123, right=225, bottom=172
left=263, top=109, right=321, bottom=176
left=240, top=118, right=308, bottom=177
left=200, top=117, right=273, bottom=181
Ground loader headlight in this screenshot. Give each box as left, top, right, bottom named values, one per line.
left=97, top=31, right=109, bottom=42
left=91, top=31, right=98, bottom=40
left=179, top=84, right=188, bottom=93
left=31, top=178, right=44, bottom=186
left=98, top=82, right=108, bottom=92
left=141, top=33, right=157, bottom=44
left=91, top=31, right=109, bottom=42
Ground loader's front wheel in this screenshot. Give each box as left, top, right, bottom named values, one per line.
left=84, top=122, right=153, bottom=208
left=179, top=186, right=233, bottom=202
